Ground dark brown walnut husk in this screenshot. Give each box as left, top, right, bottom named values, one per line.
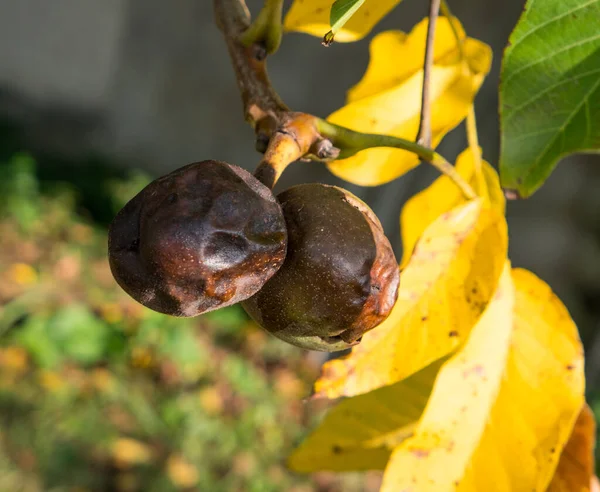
left=242, top=183, right=399, bottom=352
left=108, top=160, right=287, bottom=317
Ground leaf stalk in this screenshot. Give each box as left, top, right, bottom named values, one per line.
left=317, top=120, right=476, bottom=200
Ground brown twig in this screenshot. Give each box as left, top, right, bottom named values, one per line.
left=416, top=0, right=441, bottom=147
left=214, top=0, right=323, bottom=188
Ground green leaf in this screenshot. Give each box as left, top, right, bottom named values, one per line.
left=48, top=305, right=111, bottom=365
left=14, top=314, right=64, bottom=369
left=499, top=0, right=600, bottom=198
left=325, top=0, right=366, bottom=45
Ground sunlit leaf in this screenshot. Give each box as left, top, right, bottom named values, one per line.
left=381, top=268, right=585, bottom=491
left=314, top=199, right=507, bottom=399
left=326, top=18, right=492, bottom=186
left=548, top=403, right=597, bottom=492
left=400, top=148, right=505, bottom=269
left=288, top=360, right=442, bottom=472
left=499, top=0, right=600, bottom=198
left=379, top=265, right=513, bottom=489
left=345, top=18, right=464, bottom=103
left=284, top=0, right=401, bottom=43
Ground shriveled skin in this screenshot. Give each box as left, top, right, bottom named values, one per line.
left=108, top=160, right=287, bottom=317
left=242, top=184, right=399, bottom=352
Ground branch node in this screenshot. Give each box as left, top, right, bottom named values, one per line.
left=252, top=44, right=268, bottom=61
left=255, top=132, right=270, bottom=153
left=313, top=139, right=340, bottom=160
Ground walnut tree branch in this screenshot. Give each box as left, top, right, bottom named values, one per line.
left=214, top=0, right=475, bottom=199
left=214, top=0, right=329, bottom=188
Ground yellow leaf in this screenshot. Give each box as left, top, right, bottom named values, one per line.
left=380, top=265, right=514, bottom=490
left=346, top=20, right=465, bottom=103
left=326, top=18, right=492, bottom=186
left=38, top=370, right=65, bottom=392
left=166, top=455, right=199, bottom=488
left=7, top=263, right=38, bottom=285
left=400, top=148, right=505, bottom=269
left=112, top=438, right=153, bottom=467
left=283, top=0, right=402, bottom=43
left=289, top=359, right=442, bottom=472
left=0, top=346, right=28, bottom=373
left=314, top=199, right=507, bottom=399
left=547, top=403, right=597, bottom=492
left=381, top=268, right=585, bottom=491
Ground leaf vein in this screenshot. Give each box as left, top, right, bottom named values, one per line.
left=527, top=75, right=600, bottom=180
left=504, top=67, right=600, bottom=120
left=503, top=32, right=600, bottom=88
left=510, top=0, right=599, bottom=48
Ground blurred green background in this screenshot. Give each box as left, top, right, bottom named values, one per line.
left=0, top=125, right=385, bottom=491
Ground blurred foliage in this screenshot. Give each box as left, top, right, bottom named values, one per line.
left=0, top=153, right=382, bottom=491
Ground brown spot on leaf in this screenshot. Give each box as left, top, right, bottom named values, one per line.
left=411, top=448, right=430, bottom=458
left=449, top=331, right=459, bottom=337
left=463, top=364, right=485, bottom=378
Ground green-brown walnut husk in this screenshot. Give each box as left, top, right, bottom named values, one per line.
left=242, top=183, right=399, bottom=352
left=108, top=160, right=287, bottom=317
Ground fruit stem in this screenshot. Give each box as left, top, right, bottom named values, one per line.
left=316, top=119, right=476, bottom=200
left=254, top=132, right=302, bottom=188
left=254, top=113, right=324, bottom=189
left=239, top=0, right=284, bottom=55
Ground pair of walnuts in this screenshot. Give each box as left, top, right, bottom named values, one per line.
left=108, top=160, right=399, bottom=351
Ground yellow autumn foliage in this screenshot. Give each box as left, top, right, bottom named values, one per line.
left=326, top=18, right=491, bottom=186
left=291, top=267, right=586, bottom=491
left=548, top=404, right=597, bottom=492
